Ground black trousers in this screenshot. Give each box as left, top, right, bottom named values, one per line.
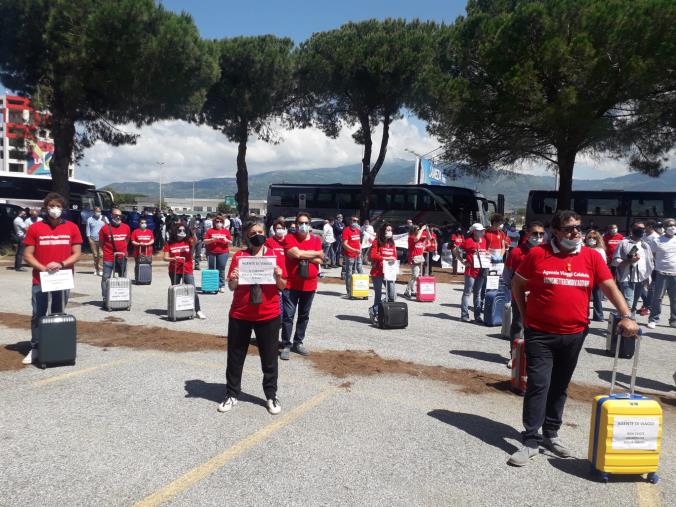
left=522, top=327, right=587, bottom=445
left=226, top=316, right=280, bottom=400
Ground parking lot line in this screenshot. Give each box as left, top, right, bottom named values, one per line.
left=636, top=482, right=663, bottom=507
left=33, top=358, right=142, bottom=387
left=133, top=386, right=337, bottom=507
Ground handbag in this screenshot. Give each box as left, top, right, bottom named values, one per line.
left=299, top=259, right=310, bottom=278
left=250, top=284, right=262, bottom=305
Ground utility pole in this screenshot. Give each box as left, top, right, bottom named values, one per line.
left=156, top=162, right=165, bottom=209
left=192, top=181, right=195, bottom=212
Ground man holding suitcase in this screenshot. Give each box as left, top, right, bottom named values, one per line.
left=508, top=210, right=638, bottom=466
left=99, top=208, right=131, bottom=298
left=22, top=193, right=82, bottom=365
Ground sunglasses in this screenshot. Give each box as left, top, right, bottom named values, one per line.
left=559, top=225, right=582, bottom=234
left=530, top=232, right=545, bottom=237
left=177, top=228, right=186, bottom=232
left=298, top=221, right=310, bottom=225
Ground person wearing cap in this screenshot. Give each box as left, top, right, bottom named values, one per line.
left=454, top=223, right=490, bottom=323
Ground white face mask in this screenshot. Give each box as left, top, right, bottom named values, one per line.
left=48, top=206, right=62, bottom=219
left=586, top=239, right=597, bottom=247
left=609, top=228, right=618, bottom=235
left=385, top=230, right=393, bottom=238
left=666, top=226, right=676, bottom=236
left=140, top=223, right=147, bottom=230
left=177, top=232, right=187, bottom=239
left=215, top=222, right=223, bottom=229
left=528, top=236, right=544, bottom=246
left=275, top=228, right=287, bottom=238
left=94, top=212, right=101, bottom=218
left=560, top=237, right=582, bottom=250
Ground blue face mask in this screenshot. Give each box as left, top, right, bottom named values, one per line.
left=559, top=237, right=582, bottom=250
left=298, top=223, right=311, bottom=234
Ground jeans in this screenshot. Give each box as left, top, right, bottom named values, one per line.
left=343, top=255, right=363, bottom=294
left=207, top=252, right=229, bottom=288
left=232, top=230, right=241, bottom=247
left=167, top=272, right=201, bottom=311
left=31, top=285, right=69, bottom=347
left=461, top=271, right=487, bottom=320
left=88, top=239, right=102, bottom=272
left=406, top=263, right=424, bottom=295
left=522, top=328, right=586, bottom=445
left=332, top=241, right=343, bottom=265
left=281, top=289, right=316, bottom=347
left=14, top=238, right=24, bottom=270
left=323, top=242, right=335, bottom=267
left=649, top=273, right=676, bottom=325
left=619, top=281, right=644, bottom=313
left=193, top=240, right=203, bottom=266
left=101, top=258, right=128, bottom=298
left=226, top=316, right=280, bottom=400
left=591, top=286, right=604, bottom=321
left=370, top=277, right=396, bottom=314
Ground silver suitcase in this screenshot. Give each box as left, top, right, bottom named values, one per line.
left=167, top=258, right=195, bottom=321
left=501, top=302, right=512, bottom=338
left=104, top=253, right=132, bottom=311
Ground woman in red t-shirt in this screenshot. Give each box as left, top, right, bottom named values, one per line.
left=218, top=217, right=287, bottom=416
left=405, top=225, right=428, bottom=298
left=203, top=216, right=232, bottom=292
left=163, top=221, right=205, bottom=319
left=368, top=223, right=398, bottom=322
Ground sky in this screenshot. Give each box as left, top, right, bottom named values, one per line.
left=2, top=1, right=650, bottom=185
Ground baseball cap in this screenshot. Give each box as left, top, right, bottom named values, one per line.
left=470, top=223, right=485, bottom=231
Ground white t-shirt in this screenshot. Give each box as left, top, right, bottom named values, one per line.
left=323, top=223, right=335, bottom=244
left=652, top=234, right=676, bottom=274
left=13, top=216, right=26, bottom=238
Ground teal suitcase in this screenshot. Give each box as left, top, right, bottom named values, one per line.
left=201, top=269, right=219, bottom=293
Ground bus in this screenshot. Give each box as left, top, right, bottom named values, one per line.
left=266, top=183, right=501, bottom=229
left=526, top=190, right=676, bottom=232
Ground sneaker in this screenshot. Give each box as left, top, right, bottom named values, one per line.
left=217, top=396, right=238, bottom=413
left=196, top=311, right=207, bottom=320
left=646, top=321, right=656, bottom=329
left=291, top=343, right=309, bottom=356
left=630, top=310, right=636, bottom=319
left=368, top=307, right=377, bottom=324
left=266, top=398, right=282, bottom=415
left=22, top=349, right=36, bottom=365
left=97, top=270, right=103, bottom=276
left=506, top=359, right=513, bottom=369
left=218, top=287, right=225, bottom=293
left=670, top=321, right=676, bottom=328
left=280, top=347, right=290, bottom=360
left=475, top=317, right=484, bottom=325
left=639, top=307, right=650, bottom=317
left=543, top=437, right=573, bottom=458
left=507, top=444, right=539, bottom=466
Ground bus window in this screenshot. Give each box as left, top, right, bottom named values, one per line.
left=273, top=187, right=300, bottom=207
left=420, top=191, right=441, bottom=212
left=580, top=197, right=621, bottom=216
left=631, top=198, right=664, bottom=217
left=309, top=190, right=334, bottom=209
left=336, top=192, right=356, bottom=210
left=532, top=195, right=557, bottom=214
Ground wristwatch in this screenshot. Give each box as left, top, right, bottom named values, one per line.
left=619, top=314, right=634, bottom=321
left=59, top=262, right=65, bottom=269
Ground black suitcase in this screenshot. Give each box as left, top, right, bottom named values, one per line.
left=37, top=291, right=77, bottom=369
left=605, top=313, right=636, bottom=359
left=377, top=301, right=408, bottom=329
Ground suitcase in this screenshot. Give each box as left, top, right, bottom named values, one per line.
left=511, top=337, right=527, bottom=395
left=588, top=330, right=662, bottom=484
left=349, top=273, right=369, bottom=300
left=104, top=253, right=132, bottom=311
left=201, top=269, right=220, bottom=294
left=168, top=258, right=195, bottom=321
left=605, top=313, right=636, bottom=359
left=416, top=276, right=436, bottom=302
left=377, top=281, right=408, bottom=329
left=501, top=302, right=512, bottom=338
left=36, top=291, right=76, bottom=369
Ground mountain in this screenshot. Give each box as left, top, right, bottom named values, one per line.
left=103, top=161, right=675, bottom=211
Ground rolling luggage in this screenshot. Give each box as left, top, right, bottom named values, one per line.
left=349, top=273, right=369, bottom=300
left=605, top=313, right=635, bottom=359
left=36, top=291, right=76, bottom=369
left=168, top=258, right=195, bottom=321
left=415, top=276, right=436, bottom=302
left=501, top=302, right=512, bottom=338
left=201, top=269, right=220, bottom=294
left=104, top=253, right=132, bottom=311
left=377, top=281, right=408, bottom=329
left=134, top=246, right=152, bottom=285
left=588, top=330, right=661, bottom=484
left=511, top=337, right=527, bottom=395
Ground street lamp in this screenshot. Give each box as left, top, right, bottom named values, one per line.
left=156, top=161, right=165, bottom=209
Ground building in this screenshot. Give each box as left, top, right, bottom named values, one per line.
left=132, top=197, right=267, bottom=217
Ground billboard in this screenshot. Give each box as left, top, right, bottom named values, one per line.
left=27, top=139, right=54, bottom=175
left=415, top=157, right=447, bottom=186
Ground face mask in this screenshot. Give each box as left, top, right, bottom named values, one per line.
left=632, top=228, right=645, bottom=238
left=656, top=227, right=664, bottom=235
left=248, top=233, right=266, bottom=247
left=666, top=226, right=676, bottom=236
left=560, top=237, right=582, bottom=250
left=609, top=228, right=618, bottom=235
left=298, top=223, right=311, bottom=234
left=215, top=222, right=223, bottom=229
left=94, top=212, right=101, bottom=218
left=111, top=217, right=121, bottom=226
left=275, top=228, right=287, bottom=238
left=385, top=231, right=393, bottom=239
left=586, top=239, right=597, bottom=247
left=177, top=232, right=187, bottom=239
left=528, top=236, right=544, bottom=246
left=474, top=231, right=485, bottom=239
left=289, top=226, right=297, bottom=234
left=48, top=207, right=62, bottom=219
left=140, top=223, right=147, bottom=230
left=351, top=222, right=359, bottom=229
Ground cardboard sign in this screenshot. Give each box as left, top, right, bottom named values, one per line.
left=612, top=416, right=660, bottom=450
left=108, top=286, right=130, bottom=302
left=238, top=256, right=276, bottom=285
left=486, top=275, right=500, bottom=291
left=175, top=295, right=194, bottom=312
left=40, top=269, right=74, bottom=293
left=383, top=260, right=400, bottom=282
left=473, top=252, right=491, bottom=268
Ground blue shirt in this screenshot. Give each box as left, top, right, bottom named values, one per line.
left=87, top=216, right=105, bottom=240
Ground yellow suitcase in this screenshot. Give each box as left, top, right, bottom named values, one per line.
left=588, top=332, right=662, bottom=484
left=350, top=274, right=369, bottom=300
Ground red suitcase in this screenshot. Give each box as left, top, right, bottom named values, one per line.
left=511, top=337, right=527, bottom=395
left=416, top=276, right=436, bottom=302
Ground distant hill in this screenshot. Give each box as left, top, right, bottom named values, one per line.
left=103, top=161, right=675, bottom=211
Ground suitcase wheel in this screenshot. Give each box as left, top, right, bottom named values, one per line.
left=647, top=473, right=659, bottom=484
left=126, top=307, right=131, bottom=311
left=40, top=363, right=46, bottom=370
left=107, top=308, right=112, bottom=312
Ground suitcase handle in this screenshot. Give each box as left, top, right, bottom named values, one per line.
left=113, top=252, right=127, bottom=278
left=609, top=319, right=642, bottom=396
left=172, top=256, right=186, bottom=285
left=47, top=289, right=67, bottom=316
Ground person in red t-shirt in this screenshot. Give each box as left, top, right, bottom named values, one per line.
left=264, top=218, right=288, bottom=259
left=22, top=192, right=83, bottom=365
left=341, top=216, right=364, bottom=295
left=131, top=217, right=154, bottom=258
left=484, top=213, right=508, bottom=263
left=404, top=225, right=428, bottom=298
left=218, top=217, right=287, bottom=416
left=203, top=216, right=232, bottom=291
left=603, top=224, right=624, bottom=272
left=424, top=226, right=439, bottom=276
left=99, top=208, right=131, bottom=299
left=368, top=223, right=398, bottom=322
left=280, top=212, right=324, bottom=360
left=508, top=210, right=638, bottom=467
left=163, top=221, right=205, bottom=319
left=454, top=223, right=489, bottom=322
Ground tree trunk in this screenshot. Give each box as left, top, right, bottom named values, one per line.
left=358, top=113, right=373, bottom=222
left=49, top=114, right=76, bottom=205
left=235, top=122, right=249, bottom=218
left=555, top=150, right=577, bottom=211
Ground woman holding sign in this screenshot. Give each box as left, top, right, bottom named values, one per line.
left=219, top=217, right=287, bottom=415
left=368, top=223, right=398, bottom=323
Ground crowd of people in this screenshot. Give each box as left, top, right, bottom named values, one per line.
left=12, top=192, right=675, bottom=466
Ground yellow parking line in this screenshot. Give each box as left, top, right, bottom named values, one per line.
left=34, top=358, right=141, bottom=387
left=134, top=386, right=337, bottom=507
left=636, top=482, right=662, bottom=507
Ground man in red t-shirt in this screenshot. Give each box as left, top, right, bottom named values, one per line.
left=99, top=208, right=131, bottom=298
left=131, top=217, right=154, bottom=258
left=484, top=213, right=508, bottom=263
left=280, top=211, right=324, bottom=360
left=22, top=192, right=82, bottom=365
left=341, top=215, right=363, bottom=295
left=454, top=223, right=489, bottom=322
left=508, top=210, right=638, bottom=467
left=603, top=224, right=624, bottom=268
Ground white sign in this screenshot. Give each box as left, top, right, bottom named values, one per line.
left=238, top=256, right=277, bottom=285
left=352, top=276, right=369, bottom=292
left=40, top=269, right=74, bottom=293
left=491, top=262, right=505, bottom=276
left=486, top=275, right=500, bottom=291
left=612, top=416, right=660, bottom=451
left=383, top=260, right=400, bottom=282
left=419, top=281, right=435, bottom=295
left=393, top=233, right=409, bottom=250
left=108, top=286, right=130, bottom=302
left=440, top=244, right=454, bottom=269
left=175, top=295, right=194, bottom=312
left=361, top=231, right=376, bottom=250
left=473, top=252, right=492, bottom=268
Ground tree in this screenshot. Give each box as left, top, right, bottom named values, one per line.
left=200, top=36, right=295, bottom=218
left=0, top=0, right=218, bottom=203
left=296, top=19, right=437, bottom=220
left=418, top=0, right=676, bottom=209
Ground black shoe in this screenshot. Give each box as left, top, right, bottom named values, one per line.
left=15, top=268, right=27, bottom=272
left=475, top=317, right=484, bottom=324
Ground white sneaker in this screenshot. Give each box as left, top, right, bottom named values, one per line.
left=196, top=311, right=207, bottom=320
left=22, top=349, right=36, bottom=365
left=217, top=396, right=238, bottom=413
left=646, top=321, right=656, bottom=329
left=266, top=398, right=282, bottom=415
left=218, top=287, right=225, bottom=293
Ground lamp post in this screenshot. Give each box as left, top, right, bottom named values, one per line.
left=156, top=162, right=165, bottom=210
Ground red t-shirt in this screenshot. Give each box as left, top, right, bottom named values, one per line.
left=164, top=239, right=194, bottom=275
left=460, top=236, right=488, bottom=278
left=370, top=242, right=397, bottom=277
left=516, top=244, right=613, bottom=334
left=100, top=223, right=131, bottom=262
left=603, top=233, right=624, bottom=263
left=451, top=234, right=465, bottom=248
left=228, top=248, right=287, bottom=321
left=264, top=235, right=287, bottom=259
left=23, top=219, right=83, bottom=285
left=284, top=233, right=322, bottom=291
left=485, top=229, right=507, bottom=251
left=407, top=230, right=428, bottom=263
left=505, top=243, right=531, bottom=273
left=342, top=227, right=362, bottom=258
left=204, top=228, right=231, bottom=254
left=425, top=232, right=438, bottom=253
left=131, top=229, right=154, bottom=257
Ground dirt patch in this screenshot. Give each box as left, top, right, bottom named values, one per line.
left=338, top=381, right=353, bottom=390
left=104, top=316, right=125, bottom=323
left=0, top=345, right=28, bottom=371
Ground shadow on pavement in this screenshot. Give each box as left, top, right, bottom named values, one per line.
left=646, top=331, right=676, bottom=343
left=440, top=303, right=462, bottom=309
left=548, top=458, right=640, bottom=483
left=5, top=341, right=31, bottom=356
left=597, top=370, right=675, bottom=393
left=422, top=312, right=459, bottom=321
left=584, top=347, right=608, bottom=357
left=450, top=350, right=507, bottom=365
left=145, top=309, right=166, bottom=316
left=427, top=409, right=520, bottom=454
left=486, top=333, right=508, bottom=340
left=586, top=328, right=605, bottom=338
left=335, top=314, right=372, bottom=324
left=315, top=290, right=344, bottom=297
left=184, top=379, right=266, bottom=407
